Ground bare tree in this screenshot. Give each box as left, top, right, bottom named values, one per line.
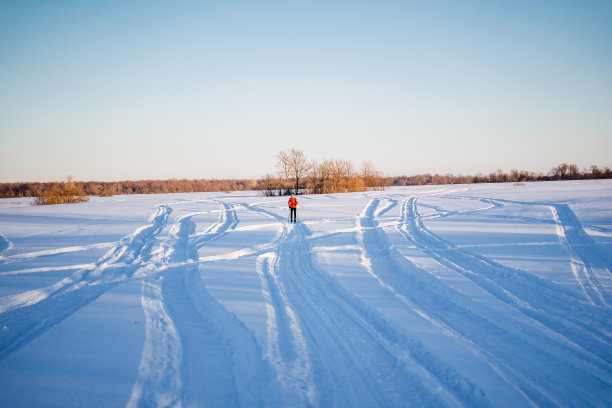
left=308, top=160, right=327, bottom=194
left=276, top=148, right=310, bottom=195
left=569, top=164, right=580, bottom=180
left=307, top=158, right=368, bottom=194
left=590, top=165, right=602, bottom=179
left=361, top=160, right=383, bottom=190
left=328, top=159, right=345, bottom=193
left=276, top=150, right=292, bottom=195
left=257, top=174, right=279, bottom=196
left=551, top=163, right=570, bottom=180
left=343, top=160, right=355, bottom=183
left=289, top=148, right=310, bottom=194
left=510, top=169, right=519, bottom=182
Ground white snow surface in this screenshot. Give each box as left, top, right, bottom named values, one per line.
left=1, top=181, right=611, bottom=407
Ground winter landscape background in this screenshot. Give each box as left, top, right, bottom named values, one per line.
left=1, top=180, right=611, bottom=407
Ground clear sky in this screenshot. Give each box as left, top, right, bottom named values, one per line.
left=1, top=0, right=611, bottom=182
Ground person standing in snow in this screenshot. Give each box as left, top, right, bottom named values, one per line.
left=288, top=194, right=298, bottom=223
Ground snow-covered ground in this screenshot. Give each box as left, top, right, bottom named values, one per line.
left=1, top=180, right=611, bottom=407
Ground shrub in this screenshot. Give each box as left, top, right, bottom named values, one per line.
left=33, top=176, right=89, bottom=205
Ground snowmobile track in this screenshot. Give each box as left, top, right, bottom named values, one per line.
left=273, top=216, right=486, bottom=407
left=362, top=197, right=612, bottom=406
left=0, top=204, right=172, bottom=359
left=130, top=202, right=280, bottom=408
left=399, top=197, right=612, bottom=359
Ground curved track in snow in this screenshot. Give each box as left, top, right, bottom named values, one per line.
left=549, top=203, right=612, bottom=306
left=252, top=203, right=486, bottom=407
left=129, top=201, right=281, bottom=408
left=0, top=205, right=172, bottom=358
left=1, top=185, right=611, bottom=407
left=364, top=197, right=612, bottom=406
left=0, top=234, right=11, bottom=257
left=399, top=197, right=612, bottom=365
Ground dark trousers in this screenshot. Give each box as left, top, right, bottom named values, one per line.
left=290, top=207, right=297, bottom=222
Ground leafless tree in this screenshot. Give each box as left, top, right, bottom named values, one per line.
left=276, top=148, right=310, bottom=195
left=276, top=150, right=292, bottom=195
left=289, top=148, right=310, bottom=194
left=569, top=164, right=580, bottom=180
left=551, top=163, right=570, bottom=180
left=258, top=174, right=279, bottom=196
left=361, top=160, right=384, bottom=190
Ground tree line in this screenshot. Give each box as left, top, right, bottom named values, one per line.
left=390, top=163, right=612, bottom=186
left=259, top=151, right=612, bottom=195
left=258, top=148, right=384, bottom=196
left=0, top=178, right=258, bottom=199
left=0, top=161, right=610, bottom=201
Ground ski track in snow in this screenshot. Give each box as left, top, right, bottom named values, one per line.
left=1, top=187, right=612, bottom=407
left=401, top=197, right=612, bottom=349
left=252, top=201, right=482, bottom=407
left=363, top=197, right=612, bottom=406
left=127, top=278, right=183, bottom=408
left=550, top=203, right=612, bottom=306
left=0, top=264, right=97, bottom=276
left=247, top=204, right=318, bottom=407
left=0, top=242, right=116, bottom=264
left=397, top=196, right=612, bottom=405
left=450, top=195, right=612, bottom=307
left=129, top=201, right=282, bottom=408
left=0, top=204, right=172, bottom=358
left=0, top=234, right=11, bottom=259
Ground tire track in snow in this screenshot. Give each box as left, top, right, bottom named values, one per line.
left=550, top=203, right=612, bottom=306
left=129, top=210, right=195, bottom=408
left=361, top=198, right=612, bottom=407
left=416, top=197, right=501, bottom=222
left=243, top=203, right=316, bottom=407
left=130, top=202, right=281, bottom=408
left=452, top=195, right=612, bottom=306
left=274, top=216, right=484, bottom=407
left=256, top=252, right=315, bottom=407
left=357, top=199, right=546, bottom=406
left=398, top=197, right=612, bottom=373
left=0, top=234, right=11, bottom=259
left=127, top=279, right=183, bottom=408
left=0, top=264, right=97, bottom=277
left=0, top=205, right=171, bottom=314
left=0, top=205, right=172, bottom=359
left=0, top=242, right=116, bottom=265
left=194, top=202, right=285, bottom=263
left=374, top=197, right=397, bottom=217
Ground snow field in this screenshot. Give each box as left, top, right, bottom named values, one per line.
left=1, top=181, right=611, bottom=407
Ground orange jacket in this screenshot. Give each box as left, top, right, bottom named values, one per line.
left=288, top=197, right=298, bottom=208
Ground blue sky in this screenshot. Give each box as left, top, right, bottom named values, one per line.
left=1, top=0, right=611, bottom=182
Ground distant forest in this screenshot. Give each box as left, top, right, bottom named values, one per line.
left=389, top=163, right=612, bottom=186
left=0, top=162, right=610, bottom=199
left=0, top=179, right=258, bottom=199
